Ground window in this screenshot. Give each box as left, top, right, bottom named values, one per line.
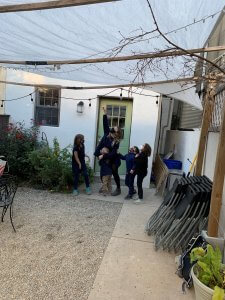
left=35, top=88, right=60, bottom=126
left=106, top=105, right=126, bottom=138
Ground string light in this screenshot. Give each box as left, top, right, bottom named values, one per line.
left=30, top=94, right=33, bottom=102
left=120, top=88, right=123, bottom=100
left=0, top=84, right=197, bottom=104
left=156, top=96, right=159, bottom=105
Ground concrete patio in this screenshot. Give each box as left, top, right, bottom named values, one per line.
left=85, top=185, right=195, bottom=300
left=0, top=183, right=195, bottom=300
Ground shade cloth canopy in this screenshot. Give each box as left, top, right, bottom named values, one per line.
left=0, top=0, right=224, bottom=108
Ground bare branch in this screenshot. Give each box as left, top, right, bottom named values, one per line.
left=145, top=0, right=225, bottom=75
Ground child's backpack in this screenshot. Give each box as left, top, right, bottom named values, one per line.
left=176, top=235, right=207, bottom=293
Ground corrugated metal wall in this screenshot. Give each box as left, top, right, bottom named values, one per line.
left=179, top=102, right=202, bottom=129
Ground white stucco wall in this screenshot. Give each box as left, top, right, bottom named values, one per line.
left=165, top=130, right=225, bottom=238
left=203, top=132, right=219, bottom=180
left=0, top=67, right=6, bottom=114
left=164, top=130, right=200, bottom=174
left=4, top=69, right=159, bottom=188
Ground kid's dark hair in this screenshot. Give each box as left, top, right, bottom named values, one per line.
left=112, top=127, right=122, bottom=143
left=115, top=127, right=122, bottom=140
left=133, top=146, right=139, bottom=154
left=74, top=134, right=84, bottom=146
left=143, top=143, right=151, bottom=157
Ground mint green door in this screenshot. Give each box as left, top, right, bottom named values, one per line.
left=95, top=98, right=133, bottom=175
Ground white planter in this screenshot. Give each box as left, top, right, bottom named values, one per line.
left=191, top=266, right=225, bottom=300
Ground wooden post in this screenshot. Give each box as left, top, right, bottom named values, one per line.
left=195, top=88, right=214, bottom=176
left=208, top=99, right=225, bottom=237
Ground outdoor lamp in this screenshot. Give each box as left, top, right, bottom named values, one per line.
left=77, top=101, right=84, bottom=113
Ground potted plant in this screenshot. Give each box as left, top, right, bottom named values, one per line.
left=190, top=244, right=225, bottom=300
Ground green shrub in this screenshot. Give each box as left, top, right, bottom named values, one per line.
left=0, top=121, right=39, bottom=179
left=29, top=138, right=94, bottom=191
left=0, top=122, right=94, bottom=192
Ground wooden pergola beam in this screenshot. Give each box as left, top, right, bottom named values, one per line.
left=208, top=98, right=225, bottom=237
left=0, top=0, right=119, bottom=13
left=0, top=46, right=225, bottom=65
left=195, top=88, right=215, bottom=176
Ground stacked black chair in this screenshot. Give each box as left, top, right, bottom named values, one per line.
left=146, top=175, right=212, bottom=252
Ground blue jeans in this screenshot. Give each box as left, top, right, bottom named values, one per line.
left=73, top=163, right=90, bottom=190
left=125, top=173, right=135, bottom=196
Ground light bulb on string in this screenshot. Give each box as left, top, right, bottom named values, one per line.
left=89, top=99, right=91, bottom=107
left=120, top=89, right=123, bottom=101
left=1, top=100, right=4, bottom=108
left=30, top=94, right=33, bottom=102
left=156, top=96, right=159, bottom=105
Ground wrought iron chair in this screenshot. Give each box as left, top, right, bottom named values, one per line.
left=0, top=157, right=17, bottom=232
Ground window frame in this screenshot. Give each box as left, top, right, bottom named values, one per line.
left=34, top=88, right=61, bottom=127
left=106, top=104, right=127, bottom=139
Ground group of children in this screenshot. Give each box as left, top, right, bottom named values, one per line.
left=72, top=108, right=152, bottom=203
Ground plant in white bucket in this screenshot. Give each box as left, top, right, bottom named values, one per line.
left=190, top=245, right=225, bottom=300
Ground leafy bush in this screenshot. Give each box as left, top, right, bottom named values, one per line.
left=0, top=122, right=94, bottom=192
left=0, top=121, right=39, bottom=179
left=191, top=245, right=225, bottom=300
left=29, top=138, right=94, bottom=191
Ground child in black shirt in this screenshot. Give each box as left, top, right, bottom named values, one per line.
left=72, top=134, right=91, bottom=196
left=131, top=143, right=151, bottom=203
left=119, top=146, right=139, bottom=199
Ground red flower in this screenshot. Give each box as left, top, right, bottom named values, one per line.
left=16, top=133, right=23, bottom=140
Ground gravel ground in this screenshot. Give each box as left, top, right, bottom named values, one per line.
left=0, top=187, right=122, bottom=300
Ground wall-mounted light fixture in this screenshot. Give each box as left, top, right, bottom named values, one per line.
left=77, top=101, right=84, bottom=113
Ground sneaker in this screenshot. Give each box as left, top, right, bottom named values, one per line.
left=72, top=189, right=79, bottom=196
left=132, top=194, right=139, bottom=200
left=111, top=188, right=121, bottom=196
left=124, top=194, right=132, bottom=200
left=86, top=187, right=92, bottom=195
left=134, top=198, right=142, bottom=204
